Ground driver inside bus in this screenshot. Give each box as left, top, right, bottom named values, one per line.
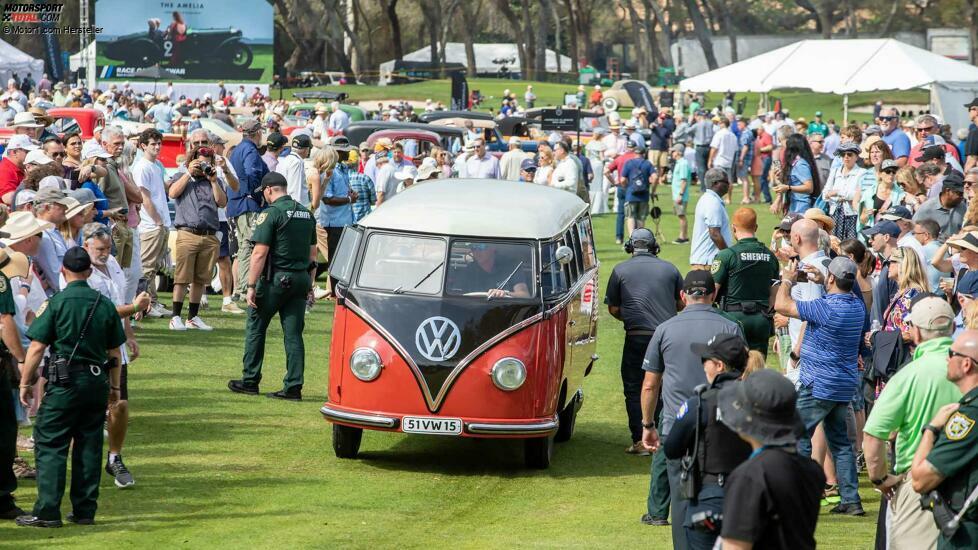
left=453, top=243, right=531, bottom=298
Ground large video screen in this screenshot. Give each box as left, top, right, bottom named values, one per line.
left=95, top=0, right=273, bottom=82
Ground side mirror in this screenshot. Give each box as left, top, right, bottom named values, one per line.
left=555, top=245, right=574, bottom=266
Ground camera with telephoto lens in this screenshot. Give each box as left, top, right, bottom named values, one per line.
left=690, top=510, right=722, bottom=534
left=200, top=162, right=216, bottom=177
left=921, top=491, right=962, bottom=539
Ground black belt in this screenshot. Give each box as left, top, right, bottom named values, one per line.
left=695, top=144, right=711, bottom=148
left=722, top=302, right=764, bottom=314
left=626, top=330, right=655, bottom=336
left=177, top=227, right=217, bottom=236
left=702, top=473, right=727, bottom=486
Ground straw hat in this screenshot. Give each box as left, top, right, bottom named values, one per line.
left=0, top=248, right=29, bottom=280
left=416, top=157, right=439, bottom=181
left=803, top=207, right=835, bottom=232
left=860, top=135, right=882, bottom=160
left=29, top=107, right=54, bottom=126
left=0, top=211, right=54, bottom=246
left=65, top=197, right=92, bottom=219
left=9, top=112, right=41, bottom=129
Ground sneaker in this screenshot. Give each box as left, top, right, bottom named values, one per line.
left=313, top=286, right=329, bottom=300
left=13, top=457, right=35, bottom=479
left=640, top=514, right=669, bottom=526
left=147, top=303, right=172, bottom=318
left=672, top=238, right=690, bottom=244
left=830, top=503, right=866, bottom=516
left=855, top=451, right=866, bottom=472
left=823, top=483, right=839, bottom=498
left=200, top=295, right=209, bottom=310
left=169, top=316, right=187, bottom=331
left=66, top=513, right=95, bottom=525
left=266, top=388, right=302, bottom=401
left=16, top=435, right=33, bottom=451
left=221, top=301, right=245, bottom=315
left=228, top=380, right=259, bottom=395
left=15, top=515, right=62, bottom=528
left=625, top=442, right=651, bottom=456
left=105, top=455, right=134, bottom=489
left=615, top=238, right=623, bottom=245
left=186, top=316, right=213, bottom=331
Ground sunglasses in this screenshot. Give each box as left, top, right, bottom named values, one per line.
left=190, top=140, right=209, bottom=147
left=842, top=152, right=857, bottom=157
left=809, top=139, right=824, bottom=144
left=882, top=169, right=897, bottom=175
left=916, top=126, right=936, bottom=133
left=949, top=349, right=977, bottom=361
left=879, top=116, right=898, bottom=121
left=50, top=152, right=66, bottom=158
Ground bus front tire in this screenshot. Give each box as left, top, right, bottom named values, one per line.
left=524, top=435, right=554, bottom=469
left=332, top=424, right=363, bottom=459
left=554, top=400, right=578, bottom=443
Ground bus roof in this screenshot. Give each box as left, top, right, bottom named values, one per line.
left=358, top=179, right=588, bottom=239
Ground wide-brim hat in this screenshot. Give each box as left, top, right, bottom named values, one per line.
left=716, top=370, right=806, bottom=447
left=0, top=248, right=29, bottom=280
left=10, top=111, right=41, bottom=128
left=29, top=107, right=54, bottom=126
left=860, top=135, right=882, bottom=159
left=65, top=197, right=92, bottom=219
left=948, top=231, right=978, bottom=254
left=416, top=163, right=439, bottom=181
left=0, top=211, right=54, bottom=246
left=803, top=207, right=835, bottom=231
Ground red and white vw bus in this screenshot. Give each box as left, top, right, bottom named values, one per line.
left=321, top=179, right=599, bottom=468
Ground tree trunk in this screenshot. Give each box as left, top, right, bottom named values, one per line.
left=458, top=1, right=479, bottom=76
left=878, top=0, right=900, bottom=36
left=331, top=0, right=367, bottom=80
left=625, top=0, right=648, bottom=81
left=551, top=0, right=563, bottom=73
left=536, top=0, right=552, bottom=78
left=970, top=0, right=978, bottom=67
left=382, top=0, right=404, bottom=60
left=642, top=0, right=674, bottom=67
left=560, top=0, right=580, bottom=70
left=354, top=0, right=374, bottom=70
left=684, top=0, right=718, bottom=70
left=495, top=0, right=529, bottom=78
left=712, top=0, right=737, bottom=62
left=521, top=0, right=537, bottom=80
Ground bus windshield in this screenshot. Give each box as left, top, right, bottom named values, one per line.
left=445, top=240, right=535, bottom=299
left=357, top=234, right=447, bottom=295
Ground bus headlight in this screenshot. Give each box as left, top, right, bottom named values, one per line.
left=491, top=358, right=526, bottom=391
left=350, top=348, right=383, bottom=381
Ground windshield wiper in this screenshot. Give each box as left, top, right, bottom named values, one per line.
left=395, top=261, right=445, bottom=293
left=489, top=261, right=524, bottom=301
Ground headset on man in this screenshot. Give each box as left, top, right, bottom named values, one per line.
left=624, top=228, right=660, bottom=256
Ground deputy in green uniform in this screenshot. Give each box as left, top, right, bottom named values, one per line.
left=711, top=207, right=779, bottom=355
left=16, top=247, right=126, bottom=528
left=228, top=172, right=317, bottom=401
left=911, top=328, right=978, bottom=549
left=0, top=247, right=29, bottom=521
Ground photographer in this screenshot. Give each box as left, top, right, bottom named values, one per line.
left=911, top=328, right=978, bottom=549
left=663, top=334, right=761, bottom=549
left=166, top=146, right=226, bottom=332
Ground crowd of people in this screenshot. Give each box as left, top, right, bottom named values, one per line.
left=605, top=92, right=978, bottom=550
left=1, top=71, right=978, bottom=545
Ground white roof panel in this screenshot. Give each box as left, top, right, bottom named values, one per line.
left=358, top=179, right=588, bottom=239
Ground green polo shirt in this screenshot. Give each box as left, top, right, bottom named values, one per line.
left=26, top=280, right=127, bottom=364
left=711, top=237, right=780, bottom=306
left=251, top=196, right=317, bottom=271
left=928, top=386, right=978, bottom=549
left=864, top=337, right=961, bottom=473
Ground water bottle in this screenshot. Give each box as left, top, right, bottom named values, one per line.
left=870, top=319, right=881, bottom=334
left=776, top=326, right=793, bottom=372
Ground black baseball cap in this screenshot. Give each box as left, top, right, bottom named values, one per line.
left=266, top=132, right=287, bottom=149
left=776, top=213, right=803, bottom=232
left=690, top=333, right=749, bottom=371
left=256, top=171, right=288, bottom=192
left=62, top=246, right=92, bottom=273
left=965, top=98, right=978, bottom=109
left=291, top=134, right=313, bottom=149
left=943, top=171, right=965, bottom=193
left=914, top=145, right=944, bottom=163
left=683, top=270, right=716, bottom=296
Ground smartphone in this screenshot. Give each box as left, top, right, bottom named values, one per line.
left=136, top=278, right=149, bottom=296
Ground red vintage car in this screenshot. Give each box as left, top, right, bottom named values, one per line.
left=365, top=129, right=441, bottom=166
left=320, top=179, right=600, bottom=468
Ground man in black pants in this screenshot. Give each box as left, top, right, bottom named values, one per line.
left=605, top=228, right=683, bottom=525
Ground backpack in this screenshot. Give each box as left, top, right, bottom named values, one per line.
left=627, top=161, right=650, bottom=192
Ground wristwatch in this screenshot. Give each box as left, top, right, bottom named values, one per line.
left=642, top=420, right=656, bottom=429
left=870, top=476, right=887, bottom=486
left=246, top=283, right=257, bottom=289
left=922, top=424, right=942, bottom=439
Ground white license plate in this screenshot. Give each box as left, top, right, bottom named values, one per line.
left=401, top=416, right=463, bottom=435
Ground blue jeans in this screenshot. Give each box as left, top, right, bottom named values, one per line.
left=759, top=156, right=772, bottom=203
left=796, top=385, right=861, bottom=505
left=695, top=146, right=711, bottom=192
left=615, top=187, right=626, bottom=241
left=666, top=456, right=690, bottom=550
left=685, top=482, right=725, bottom=550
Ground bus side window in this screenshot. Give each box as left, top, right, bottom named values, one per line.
left=563, top=230, right=581, bottom=284
left=542, top=241, right=569, bottom=297
left=577, top=217, right=596, bottom=270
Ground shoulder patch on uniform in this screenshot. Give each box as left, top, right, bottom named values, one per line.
left=255, top=212, right=268, bottom=226
left=710, top=258, right=721, bottom=274
left=0, top=277, right=7, bottom=293
left=677, top=400, right=689, bottom=420
left=945, top=412, right=975, bottom=441
left=35, top=300, right=48, bottom=317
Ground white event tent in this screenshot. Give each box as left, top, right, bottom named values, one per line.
left=679, top=39, right=978, bottom=131
left=0, top=38, right=44, bottom=89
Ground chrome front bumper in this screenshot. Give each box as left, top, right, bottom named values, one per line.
left=320, top=404, right=558, bottom=436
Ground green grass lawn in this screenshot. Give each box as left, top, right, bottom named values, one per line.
left=1, top=188, right=881, bottom=547
left=289, top=77, right=928, bottom=125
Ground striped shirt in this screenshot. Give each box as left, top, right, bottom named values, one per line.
left=797, top=292, right=867, bottom=402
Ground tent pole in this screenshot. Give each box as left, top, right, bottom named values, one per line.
left=843, top=94, right=849, bottom=125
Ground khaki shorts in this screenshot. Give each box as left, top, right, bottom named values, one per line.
left=888, top=473, right=939, bottom=550
left=673, top=201, right=688, bottom=216
left=112, top=224, right=134, bottom=269
left=649, top=150, right=669, bottom=171
left=174, top=230, right=219, bottom=286
left=625, top=201, right=649, bottom=221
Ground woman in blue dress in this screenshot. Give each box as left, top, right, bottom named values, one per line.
left=772, top=133, right=822, bottom=215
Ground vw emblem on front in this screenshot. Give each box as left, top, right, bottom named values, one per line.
left=415, top=316, right=462, bottom=362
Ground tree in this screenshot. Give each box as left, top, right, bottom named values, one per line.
left=641, top=0, right=674, bottom=68
left=624, top=0, right=649, bottom=81
left=456, top=1, right=482, bottom=76
left=710, top=0, right=738, bottom=62
left=382, top=0, right=404, bottom=61
left=684, top=0, right=719, bottom=69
